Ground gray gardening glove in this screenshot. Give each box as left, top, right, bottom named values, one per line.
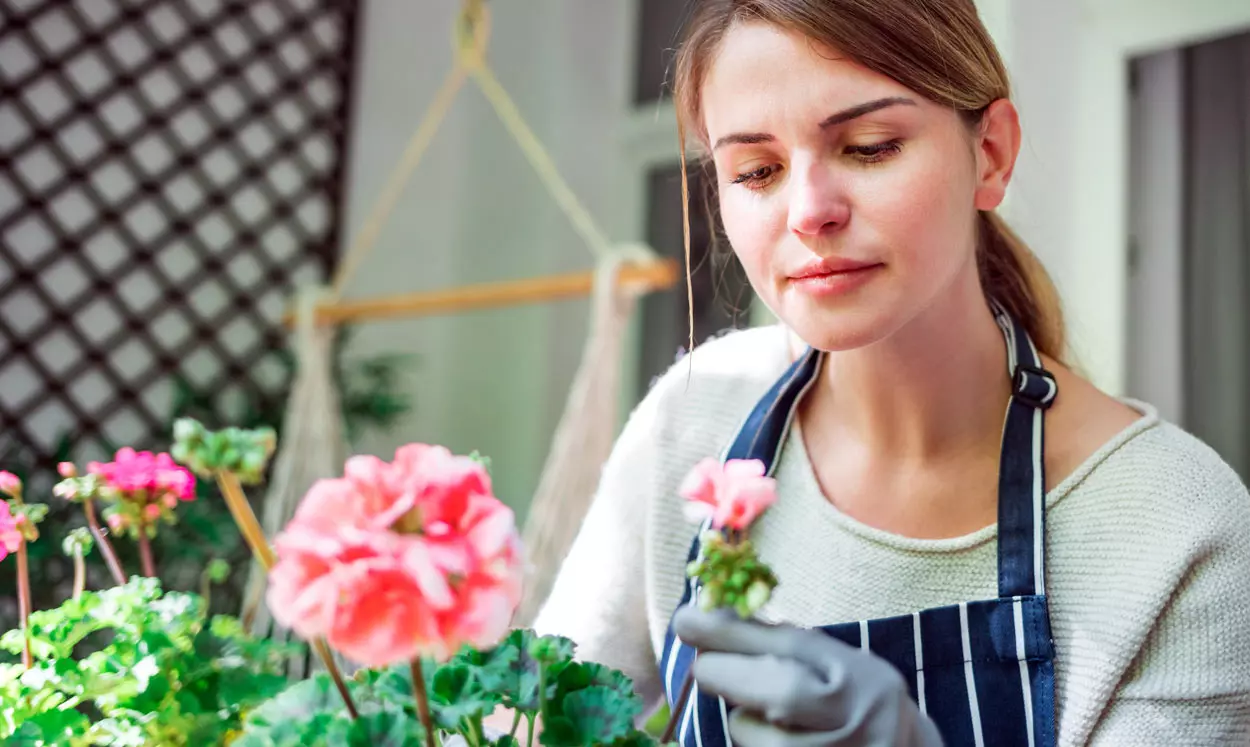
left=673, top=607, right=944, bottom=747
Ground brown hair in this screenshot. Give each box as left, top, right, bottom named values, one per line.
left=672, top=0, right=1065, bottom=360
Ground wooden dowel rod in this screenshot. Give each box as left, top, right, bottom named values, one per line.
left=286, top=259, right=679, bottom=326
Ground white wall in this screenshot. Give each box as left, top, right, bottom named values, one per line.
left=991, top=0, right=1250, bottom=395
left=338, top=0, right=632, bottom=516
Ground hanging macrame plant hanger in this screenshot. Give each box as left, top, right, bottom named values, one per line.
left=241, top=0, right=679, bottom=673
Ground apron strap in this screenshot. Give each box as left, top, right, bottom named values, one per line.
left=994, top=307, right=1057, bottom=599
left=723, top=347, right=823, bottom=471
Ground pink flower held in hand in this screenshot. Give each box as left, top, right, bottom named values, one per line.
left=0, top=501, right=21, bottom=559
left=680, top=457, right=778, bottom=531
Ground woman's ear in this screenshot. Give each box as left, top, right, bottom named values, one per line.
left=973, top=99, right=1021, bottom=212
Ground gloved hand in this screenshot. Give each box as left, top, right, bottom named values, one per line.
left=673, top=606, right=944, bottom=747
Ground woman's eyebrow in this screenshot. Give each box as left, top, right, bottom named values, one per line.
left=712, top=96, right=917, bottom=151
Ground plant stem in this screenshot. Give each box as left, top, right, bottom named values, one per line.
left=214, top=471, right=277, bottom=569
left=72, top=547, right=85, bottom=600
left=410, top=657, right=437, bottom=747
left=532, top=663, right=548, bottom=747
left=216, top=470, right=360, bottom=720
left=509, top=710, right=521, bottom=741
left=16, top=539, right=32, bottom=669
left=311, top=637, right=359, bottom=719
left=525, top=715, right=535, bottom=747
left=82, top=499, right=126, bottom=586
left=137, top=519, right=156, bottom=578
left=661, top=668, right=695, bottom=742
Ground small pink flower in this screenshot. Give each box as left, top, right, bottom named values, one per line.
left=0, top=502, right=21, bottom=559
left=144, top=504, right=161, bottom=520
left=107, top=514, right=126, bottom=531
left=680, top=458, right=778, bottom=531
left=57, top=462, right=78, bottom=478
left=90, top=448, right=196, bottom=504
left=163, top=493, right=178, bottom=509
left=0, top=471, right=21, bottom=498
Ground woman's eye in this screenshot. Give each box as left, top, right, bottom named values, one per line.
left=845, top=139, right=903, bottom=164
left=730, top=164, right=779, bottom=187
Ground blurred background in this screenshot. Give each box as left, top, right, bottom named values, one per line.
left=0, top=0, right=1248, bottom=620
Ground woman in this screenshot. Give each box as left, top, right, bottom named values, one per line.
left=533, top=1, right=1250, bottom=745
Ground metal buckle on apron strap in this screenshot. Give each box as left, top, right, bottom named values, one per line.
left=1012, top=364, right=1058, bottom=410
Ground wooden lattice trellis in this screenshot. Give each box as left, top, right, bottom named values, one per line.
left=0, top=0, right=361, bottom=469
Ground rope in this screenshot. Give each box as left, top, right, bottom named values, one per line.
left=330, top=1, right=617, bottom=299
left=329, top=63, right=467, bottom=298
left=469, top=61, right=614, bottom=259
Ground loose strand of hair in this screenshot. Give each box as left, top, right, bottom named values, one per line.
left=678, top=115, right=696, bottom=386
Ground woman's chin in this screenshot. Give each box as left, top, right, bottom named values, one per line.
left=775, top=299, right=901, bottom=353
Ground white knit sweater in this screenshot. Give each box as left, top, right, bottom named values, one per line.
left=533, top=325, right=1250, bottom=746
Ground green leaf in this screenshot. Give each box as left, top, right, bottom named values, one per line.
left=539, top=686, right=639, bottom=747
left=4, top=707, right=91, bottom=745
left=245, top=673, right=352, bottom=727
left=553, top=662, right=637, bottom=704
left=347, top=706, right=427, bottom=747
left=462, top=629, right=574, bottom=712
left=430, top=663, right=501, bottom=731
left=606, top=729, right=668, bottom=747
left=527, top=635, right=575, bottom=667
left=364, top=661, right=420, bottom=707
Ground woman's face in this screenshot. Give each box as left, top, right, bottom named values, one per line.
left=701, top=22, right=1006, bottom=351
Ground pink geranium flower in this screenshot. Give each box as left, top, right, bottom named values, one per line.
left=680, top=458, right=778, bottom=531
left=0, top=501, right=22, bottom=561
left=89, top=448, right=197, bottom=504
left=268, top=444, right=524, bottom=668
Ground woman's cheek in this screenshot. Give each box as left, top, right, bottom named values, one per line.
left=720, top=189, right=785, bottom=296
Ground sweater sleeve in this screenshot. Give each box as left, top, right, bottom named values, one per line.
left=1087, top=472, right=1250, bottom=746
left=531, top=374, right=669, bottom=711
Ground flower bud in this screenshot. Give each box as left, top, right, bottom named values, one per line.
left=57, top=462, right=78, bottom=478
left=206, top=558, right=231, bottom=583
left=256, top=427, right=277, bottom=457
left=173, top=417, right=203, bottom=445
left=745, top=580, right=772, bottom=613
left=239, top=452, right=265, bottom=478
left=221, top=447, right=241, bottom=471
left=0, top=471, right=21, bottom=499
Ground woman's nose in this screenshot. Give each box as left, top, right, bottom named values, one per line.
left=787, top=163, right=850, bottom=237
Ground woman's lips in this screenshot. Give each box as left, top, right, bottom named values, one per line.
left=787, top=260, right=884, bottom=297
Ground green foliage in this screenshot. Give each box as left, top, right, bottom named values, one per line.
left=687, top=530, right=778, bottom=618
left=235, top=630, right=672, bottom=746
left=0, top=578, right=297, bottom=746
left=171, top=419, right=277, bottom=485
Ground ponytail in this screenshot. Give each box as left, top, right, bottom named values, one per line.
left=977, top=211, right=1066, bottom=361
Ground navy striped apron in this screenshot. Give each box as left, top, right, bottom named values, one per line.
left=659, top=307, right=1059, bottom=747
